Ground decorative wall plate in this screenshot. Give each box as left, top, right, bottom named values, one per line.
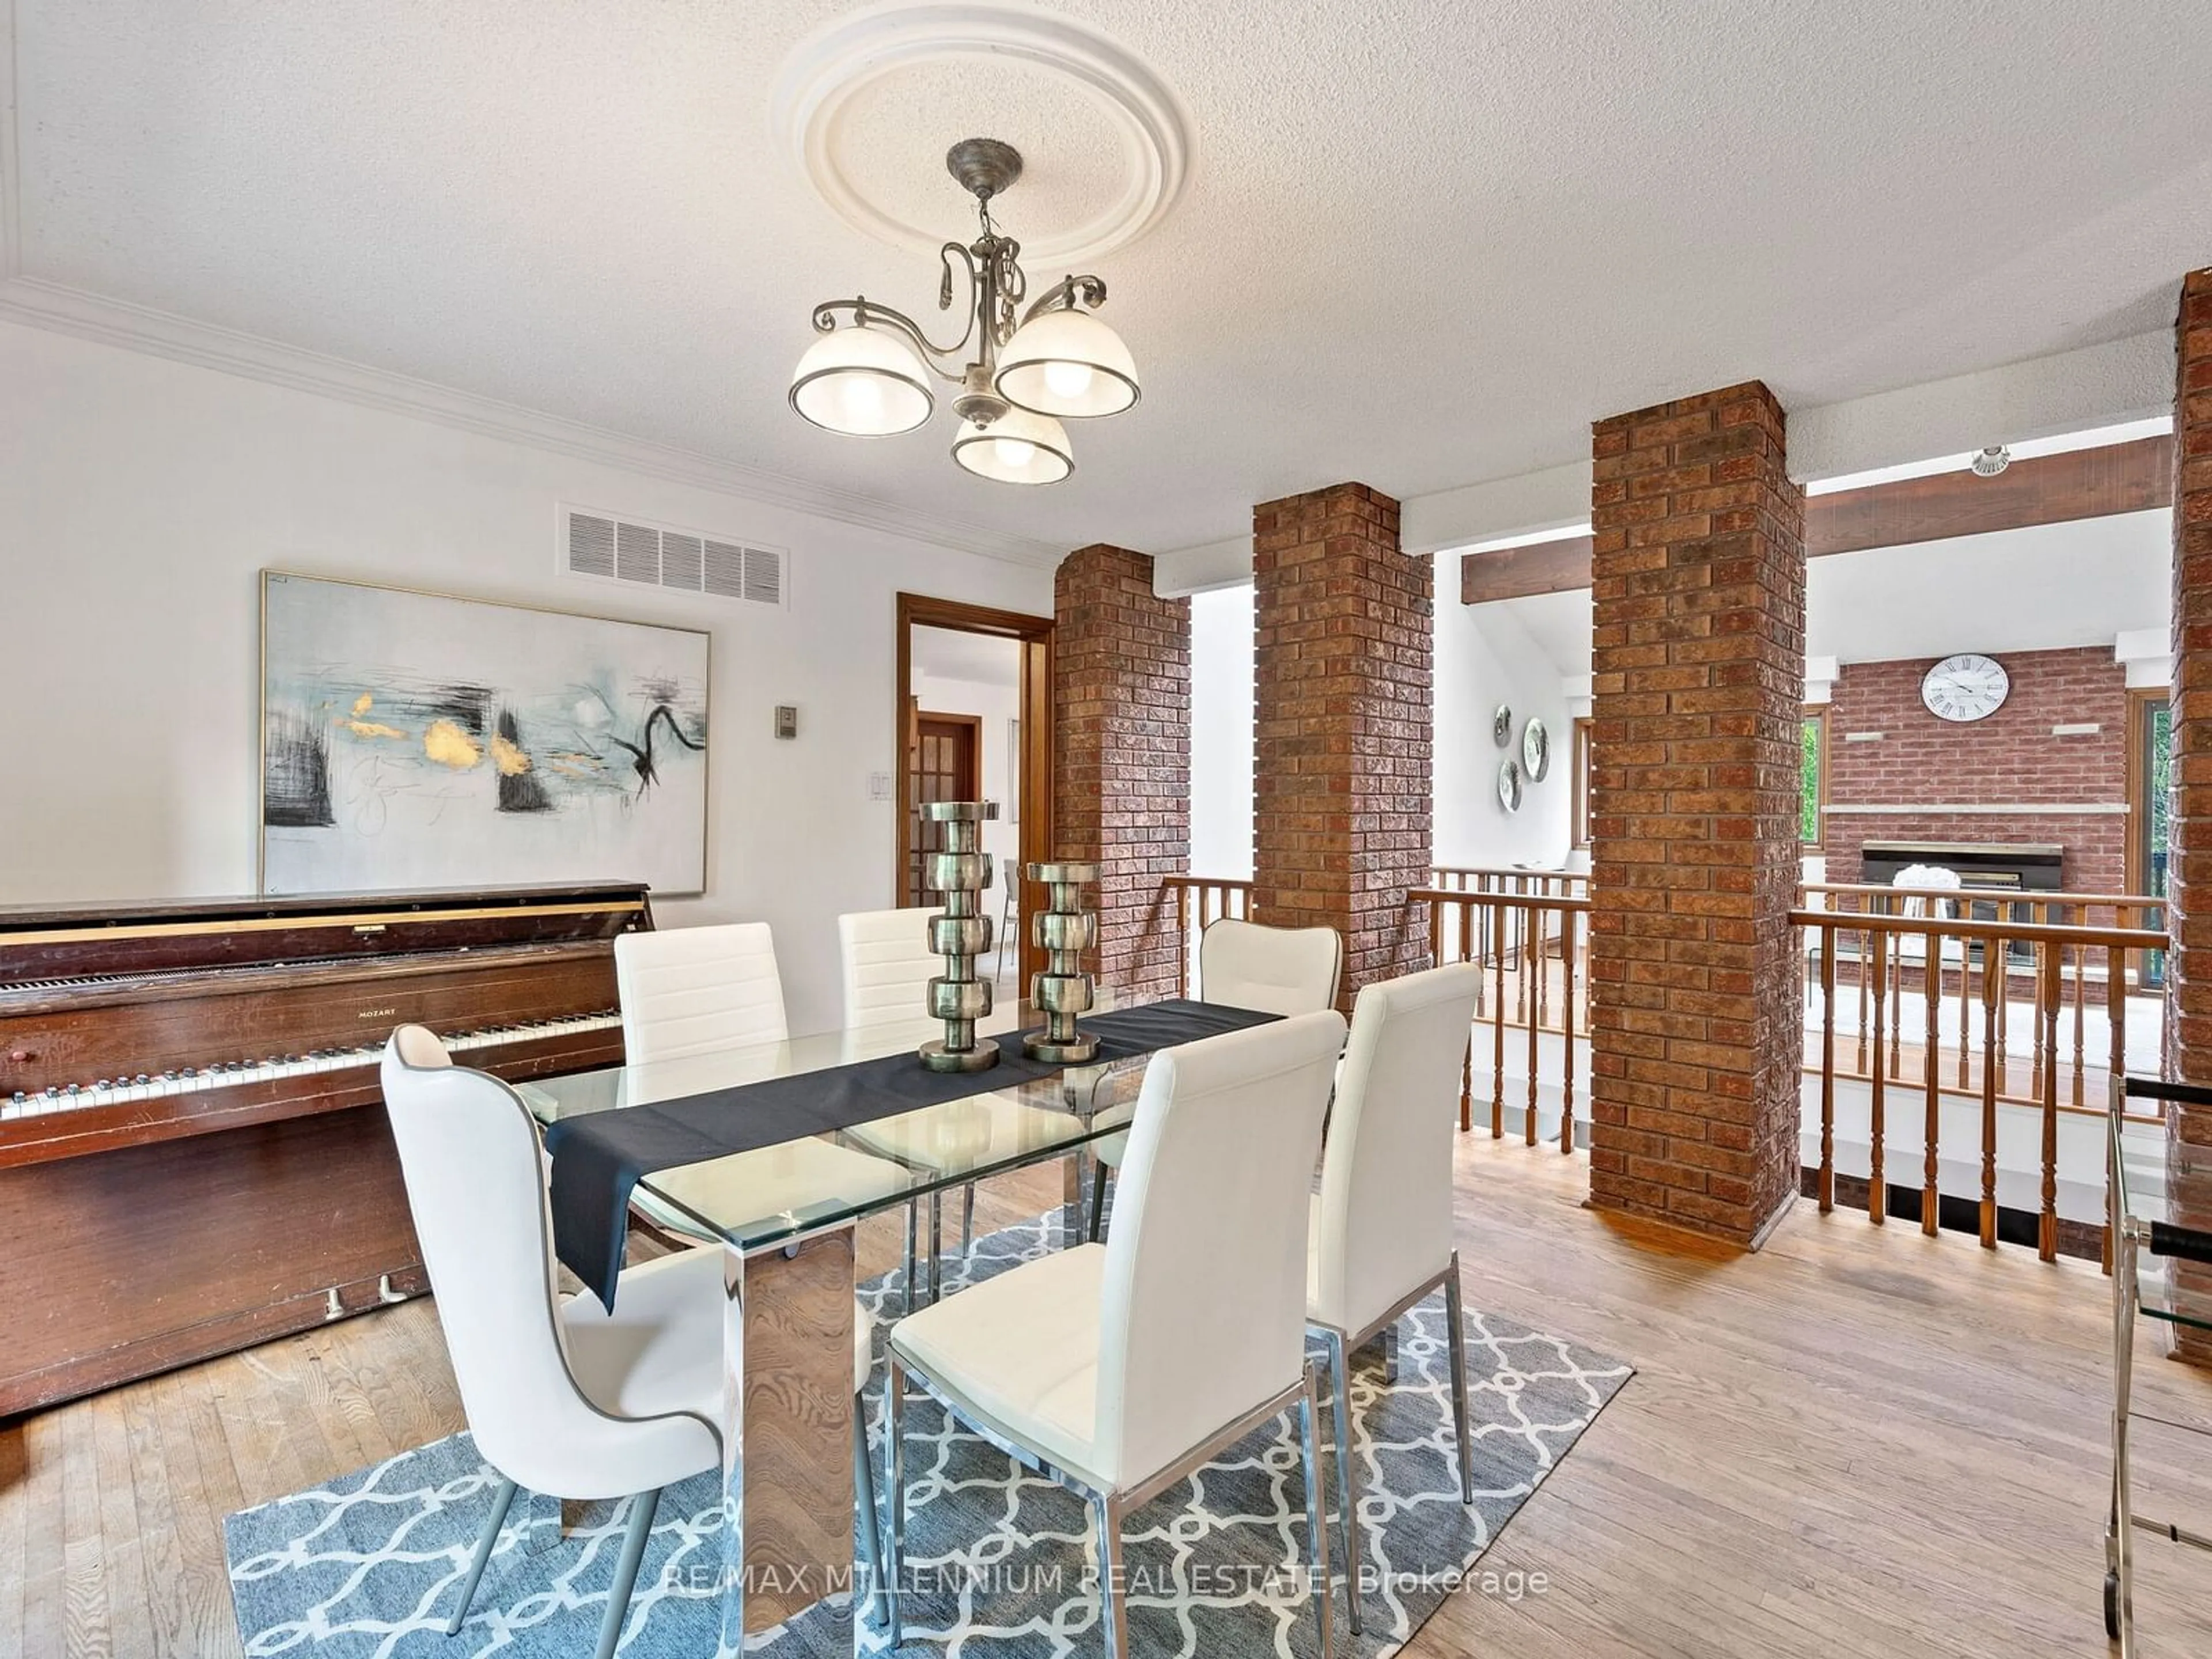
left=1493, top=704, right=1513, bottom=747
left=1497, top=757, right=1523, bottom=813
left=1522, top=717, right=1550, bottom=782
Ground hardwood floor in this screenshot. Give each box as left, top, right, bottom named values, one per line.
left=6, top=1136, right=2212, bottom=1657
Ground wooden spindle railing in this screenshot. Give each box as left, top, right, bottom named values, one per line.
left=1793, top=904, right=2165, bottom=1264
left=1158, top=870, right=2170, bottom=1265
left=1412, top=885, right=1591, bottom=1153
left=1157, top=874, right=1254, bottom=999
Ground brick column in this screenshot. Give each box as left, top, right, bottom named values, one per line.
left=1251, top=483, right=1433, bottom=1009
left=1586, top=382, right=1806, bottom=1247
left=2166, top=268, right=2212, bottom=1361
left=1054, top=544, right=1191, bottom=999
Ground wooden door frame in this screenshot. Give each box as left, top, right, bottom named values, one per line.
left=895, top=593, right=1056, bottom=986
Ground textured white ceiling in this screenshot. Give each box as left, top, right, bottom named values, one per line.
left=12, top=0, right=2212, bottom=558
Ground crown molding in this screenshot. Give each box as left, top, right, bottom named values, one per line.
left=0, top=272, right=1063, bottom=569
left=0, top=0, right=1056, bottom=567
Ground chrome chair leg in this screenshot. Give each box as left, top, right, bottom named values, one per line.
left=593, top=1487, right=662, bottom=1659
left=446, top=1474, right=518, bottom=1634
left=853, top=1393, right=887, bottom=1631
left=961, top=1181, right=976, bottom=1260
left=885, top=1358, right=908, bottom=1650
left=1444, top=1254, right=1476, bottom=1505
left=1087, top=1158, right=1111, bottom=1244
left=1298, top=1363, right=1338, bottom=1659
left=1094, top=1493, right=1129, bottom=1659
left=1321, top=1330, right=1363, bottom=1635
left=1379, top=1318, right=1400, bottom=1386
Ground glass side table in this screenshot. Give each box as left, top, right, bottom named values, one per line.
left=2108, top=1075, right=2212, bottom=1656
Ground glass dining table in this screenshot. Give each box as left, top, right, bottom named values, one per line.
left=518, top=1001, right=1147, bottom=1655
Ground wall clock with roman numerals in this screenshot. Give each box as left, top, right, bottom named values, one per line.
left=1921, top=653, right=2010, bottom=722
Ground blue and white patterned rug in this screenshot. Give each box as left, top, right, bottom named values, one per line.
left=225, top=1213, right=1631, bottom=1657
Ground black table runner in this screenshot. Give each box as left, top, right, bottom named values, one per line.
left=544, top=998, right=1281, bottom=1308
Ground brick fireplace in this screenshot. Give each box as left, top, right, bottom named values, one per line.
left=1822, top=645, right=2129, bottom=895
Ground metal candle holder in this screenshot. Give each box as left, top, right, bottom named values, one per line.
left=919, top=800, right=999, bottom=1073
left=1024, top=861, right=1100, bottom=1063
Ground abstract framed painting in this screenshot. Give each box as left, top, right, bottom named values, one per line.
left=259, top=572, right=710, bottom=896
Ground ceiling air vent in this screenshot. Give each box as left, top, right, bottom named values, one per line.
left=562, top=506, right=789, bottom=612
left=616, top=520, right=660, bottom=584
left=567, top=513, right=617, bottom=579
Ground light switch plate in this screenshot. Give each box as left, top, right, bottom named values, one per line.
left=868, top=771, right=893, bottom=801
left=774, top=704, right=798, bottom=740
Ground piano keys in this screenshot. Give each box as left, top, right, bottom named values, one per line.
left=0, top=884, right=652, bottom=1416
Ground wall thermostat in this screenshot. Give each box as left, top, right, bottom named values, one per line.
left=774, top=704, right=798, bottom=740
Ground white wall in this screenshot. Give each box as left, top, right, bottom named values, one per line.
left=1806, top=509, right=2168, bottom=664
left=0, top=320, right=1051, bottom=1031
left=1189, top=584, right=1255, bottom=880
left=1434, top=573, right=1574, bottom=869
left=910, top=631, right=1023, bottom=915
left=1193, top=570, right=1575, bottom=881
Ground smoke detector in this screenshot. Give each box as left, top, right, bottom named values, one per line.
left=1970, top=445, right=2012, bottom=477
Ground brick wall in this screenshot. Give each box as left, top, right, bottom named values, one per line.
left=1251, top=483, right=1433, bottom=1007
left=1824, top=647, right=2130, bottom=894
left=1053, top=544, right=1191, bottom=998
left=1586, top=381, right=1806, bottom=1247
left=2166, top=267, right=2212, bottom=1363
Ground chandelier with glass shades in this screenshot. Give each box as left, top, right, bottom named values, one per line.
left=789, top=138, right=1139, bottom=485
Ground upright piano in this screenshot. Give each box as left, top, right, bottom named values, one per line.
left=0, top=883, right=652, bottom=1416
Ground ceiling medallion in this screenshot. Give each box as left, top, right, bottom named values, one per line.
left=790, top=137, right=1139, bottom=486
left=770, top=1, right=1194, bottom=264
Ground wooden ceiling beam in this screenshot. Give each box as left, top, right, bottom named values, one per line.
left=1457, top=535, right=1596, bottom=605
left=1460, top=434, right=2174, bottom=605
left=1805, top=433, right=2171, bottom=557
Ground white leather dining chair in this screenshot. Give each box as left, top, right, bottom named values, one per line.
left=882, top=1010, right=1349, bottom=1659
left=1304, top=962, right=1484, bottom=1633
left=615, top=921, right=787, bottom=1063
left=836, top=907, right=1069, bottom=1304
left=1199, top=915, right=1347, bottom=1015
left=1086, top=916, right=1344, bottom=1242
left=613, top=922, right=910, bottom=1252
left=380, top=1026, right=886, bottom=1656
left=837, top=906, right=945, bottom=1029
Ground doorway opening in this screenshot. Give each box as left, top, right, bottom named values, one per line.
left=895, top=594, right=1055, bottom=995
